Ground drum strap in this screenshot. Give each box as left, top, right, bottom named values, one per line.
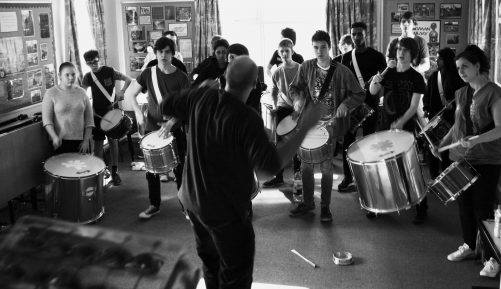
left=351, top=49, right=366, bottom=90
left=90, top=71, right=115, bottom=103
left=318, top=60, right=337, bottom=102
left=151, top=66, right=164, bottom=104
left=437, top=71, right=447, bottom=106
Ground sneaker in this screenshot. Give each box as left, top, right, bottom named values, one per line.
left=289, top=203, right=315, bottom=217
left=111, top=173, right=122, bottom=186
left=447, top=243, right=475, bottom=261
left=338, top=178, right=356, bottom=193
left=104, top=168, right=111, bottom=179
left=138, top=205, right=160, bottom=219
left=320, top=206, right=333, bottom=223
left=480, top=257, right=500, bottom=278
left=262, top=177, right=284, bottom=188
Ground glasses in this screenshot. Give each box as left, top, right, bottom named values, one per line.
left=86, top=59, right=99, bottom=65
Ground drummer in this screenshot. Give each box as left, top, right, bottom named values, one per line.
left=125, top=37, right=190, bottom=220
left=422, top=48, right=465, bottom=183
left=82, top=50, right=132, bottom=186
left=290, top=30, right=365, bottom=222
left=42, top=62, right=94, bottom=154
left=440, top=45, right=501, bottom=277
left=369, top=37, right=426, bottom=224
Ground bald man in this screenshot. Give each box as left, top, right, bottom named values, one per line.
left=161, top=56, right=324, bottom=289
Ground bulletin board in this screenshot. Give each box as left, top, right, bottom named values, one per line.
left=0, top=2, right=56, bottom=119
left=121, top=1, right=195, bottom=78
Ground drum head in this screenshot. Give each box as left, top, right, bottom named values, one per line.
left=44, top=153, right=106, bottom=178
left=301, top=126, right=329, bottom=149
left=101, top=109, right=123, bottom=131
left=276, top=116, right=297, bottom=136
left=140, top=131, right=174, bottom=150
left=347, top=130, right=415, bottom=163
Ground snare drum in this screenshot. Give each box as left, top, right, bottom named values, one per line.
left=428, top=159, right=479, bottom=204
left=419, top=110, right=452, bottom=149
left=347, top=130, right=426, bottom=213
left=299, top=125, right=332, bottom=164
left=276, top=115, right=297, bottom=142
left=44, top=153, right=106, bottom=223
left=100, top=109, right=133, bottom=139
left=349, top=103, right=374, bottom=133
left=140, top=132, right=178, bottom=174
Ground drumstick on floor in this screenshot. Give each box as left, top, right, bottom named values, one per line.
left=291, top=249, right=317, bottom=268
left=438, top=136, right=479, bottom=153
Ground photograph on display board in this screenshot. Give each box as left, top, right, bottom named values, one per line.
left=26, top=40, right=37, bottom=54
left=140, top=6, right=151, bottom=15
left=44, top=64, right=55, bottom=89
left=176, top=7, right=192, bottom=22
left=413, top=3, right=435, bottom=19
left=440, top=3, right=462, bottom=18
left=21, top=10, right=35, bottom=37
left=152, top=20, right=165, bottom=30
left=125, top=7, right=138, bottom=25
left=0, top=11, right=18, bottom=33
left=40, top=43, right=48, bottom=61
left=27, top=53, right=38, bottom=67
left=27, top=69, right=42, bottom=90
left=151, top=6, right=164, bottom=20
left=0, top=37, right=26, bottom=75
left=0, top=71, right=13, bottom=101
left=130, top=56, right=145, bottom=71
left=10, top=78, right=24, bottom=100
left=412, top=20, right=440, bottom=62
left=165, top=6, right=175, bottom=20
left=30, top=89, right=41, bottom=103
left=391, top=12, right=401, bottom=22
left=179, top=38, right=192, bottom=58
left=446, top=33, right=459, bottom=44
left=130, top=26, right=145, bottom=41
left=133, top=42, right=147, bottom=53
left=444, top=21, right=459, bottom=33
left=39, top=13, right=50, bottom=38
left=397, top=3, right=409, bottom=13
left=168, top=23, right=188, bottom=37
left=139, top=15, right=151, bottom=25
left=149, top=31, right=162, bottom=42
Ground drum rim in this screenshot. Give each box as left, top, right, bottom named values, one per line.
left=276, top=115, right=297, bottom=136
left=140, top=131, right=174, bottom=150
left=44, top=168, right=106, bottom=180
left=44, top=153, right=106, bottom=178
left=346, top=129, right=415, bottom=164
left=101, top=110, right=129, bottom=132
left=360, top=192, right=427, bottom=213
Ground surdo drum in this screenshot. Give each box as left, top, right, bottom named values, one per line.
left=347, top=130, right=426, bottom=213
left=140, top=131, right=178, bottom=174
left=44, top=153, right=106, bottom=223
left=100, top=109, right=133, bottom=139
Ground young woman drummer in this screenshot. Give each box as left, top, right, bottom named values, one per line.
left=441, top=45, right=501, bottom=278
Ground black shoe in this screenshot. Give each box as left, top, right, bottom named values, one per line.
left=366, top=212, right=379, bottom=219
left=289, top=203, right=315, bottom=217
left=338, top=178, right=356, bottom=192
left=412, top=211, right=428, bottom=225
left=111, top=173, right=122, bottom=186
left=320, top=206, right=333, bottom=223
left=262, top=177, right=284, bottom=188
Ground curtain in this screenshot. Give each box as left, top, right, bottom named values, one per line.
left=193, top=0, right=221, bottom=68
left=87, top=0, right=107, bottom=64
left=64, top=0, right=83, bottom=82
left=468, top=0, right=496, bottom=80
left=326, top=0, right=377, bottom=56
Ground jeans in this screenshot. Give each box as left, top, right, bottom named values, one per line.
left=301, top=159, right=333, bottom=208
left=187, top=211, right=255, bottom=289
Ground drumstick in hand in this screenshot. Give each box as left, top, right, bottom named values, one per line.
left=438, top=136, right=479, bottom=153
left=94, top=113, right=114, bottom=124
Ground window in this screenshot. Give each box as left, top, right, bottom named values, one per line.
left=74, top=0, right=96, bottom=76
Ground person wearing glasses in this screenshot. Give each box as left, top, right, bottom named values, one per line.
left=82, top=50, right=132, bottom=186
left=125, top=37, right=190, bottom=220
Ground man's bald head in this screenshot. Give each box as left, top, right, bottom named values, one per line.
left=225, top=56, right=257, bottom=92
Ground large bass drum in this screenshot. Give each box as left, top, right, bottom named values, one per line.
left=347, top=130, right=426, bottom=213
left=44, top=153, right=106, bottom=223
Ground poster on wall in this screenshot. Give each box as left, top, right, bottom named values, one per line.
left=40, top=43, right=48, bottom=61
left=179, top=38, right=192, bottom=58
left=0, top=12, right=18, bottom=32
left=397, top=3, right=409, bottom=13
left=140, top=6, right=150, bottom=15
left=152, top=20, right=165, bottom=30
left=413, top=3, right=435, bottom=19
left=125, top=7, right=138, bottom=25
left=139, top=15, right=151, bottom=25
left=130, top=26, right=145, bottom=41
left=30, top=89, right=41, bottom=103
left=0, top=37, right=26, bottom=75
left=149, top=31, right=162, bottom=42
left=446, top=34, right=459, bottom=44
left=413, top=20, right=440, bottom=62
left=26, top=40, right=37, bottom=54
left=176, top=7, right=192, bottom=22
left=444, top=21, right=459, bottom=32
left=168, top=23, right=188, bottom=37
left=133, top=42, right=147, bottom=53
left=165, top=6, right=175, bottom=20
left=39, top=13, right=50, bottom=38
left=44, top=63, right=55, bottom=89
left=0, top=76, right=13, bottom=101
left=27, top=69, right=42, bottom=90
left=10, top=77, right=24, bottom=99
left=391, top=12, right=401, bottom=22
left=21, top=10, right=35, bottom=37
left=151, top=6, right=164, bottom=20
left=440, top=3, right=462, bottom=18
left=130, top=56, right=145, bottom=71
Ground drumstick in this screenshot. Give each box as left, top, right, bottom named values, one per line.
left=94, top=113, right=114, bottom=124
left=291, top=249, right=317, bottom=268
left=438, top=136, right=479, bottom=153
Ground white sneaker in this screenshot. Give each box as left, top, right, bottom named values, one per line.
left=447, top=243, right=475, bottom=261
left=138, top=205, right=160, bottom=219
left=480, top=257, right=500, bottom=278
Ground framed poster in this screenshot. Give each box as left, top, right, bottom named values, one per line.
left=140, top=6, right=151, bottom=15
left=39, top=13, right=50, bottom=38
left=179, top=38, right=192, bottom=58
left=397, top=3, right=409, bottom=13
left=151, top=6, right=164, bottom=20
left=444, top=21, right=459, bottom=33
left=413, top=20, right=440, bottom=60
left=152, top=20, right=165, bottom=30
left=40, top=43, right=48, bottom=61
left=391, top=12, right=401, bottom=22
left=21, top=10, right=34, bottom=37
left=149, top=30, right=162, bottom=42
left=139, top=15, right=151, bottom=25
left=176, top=7, right=192, bottom=22
left=168, top=23, right=188, bottom=37
left=446, top=34, right=459, bottom=44
left=165, top=6, right=175, bottom=20
left=125, top=7, right=138, bottom=25
left=413, top=3, right=435, bottom=19
left=391, top=23, right=400, bottom=34
left=440, top=3, right=462, bottom=18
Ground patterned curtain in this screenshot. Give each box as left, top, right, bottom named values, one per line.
left=326, top=0, right=377, bottom=55
left=468, top=0, right=496, bottom=79
left=193, top=0, right=221, bottom=68
left=87, top=0, right=107, bottom=64
left=64, top=0, right=82, bottom=82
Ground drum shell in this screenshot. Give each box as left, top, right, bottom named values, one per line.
left=298, top=143, right=332, bottom=164
left=348, top=140, right=426, bottom=213
left=428, top=160, right=479, bottom=204
left=102, top=112, right=132, bottom=139
left=419, top=113, right=451, bottom=148
left=44, top=170, right=105, bottom=223
left=141, top=142, right=178, bottom=174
